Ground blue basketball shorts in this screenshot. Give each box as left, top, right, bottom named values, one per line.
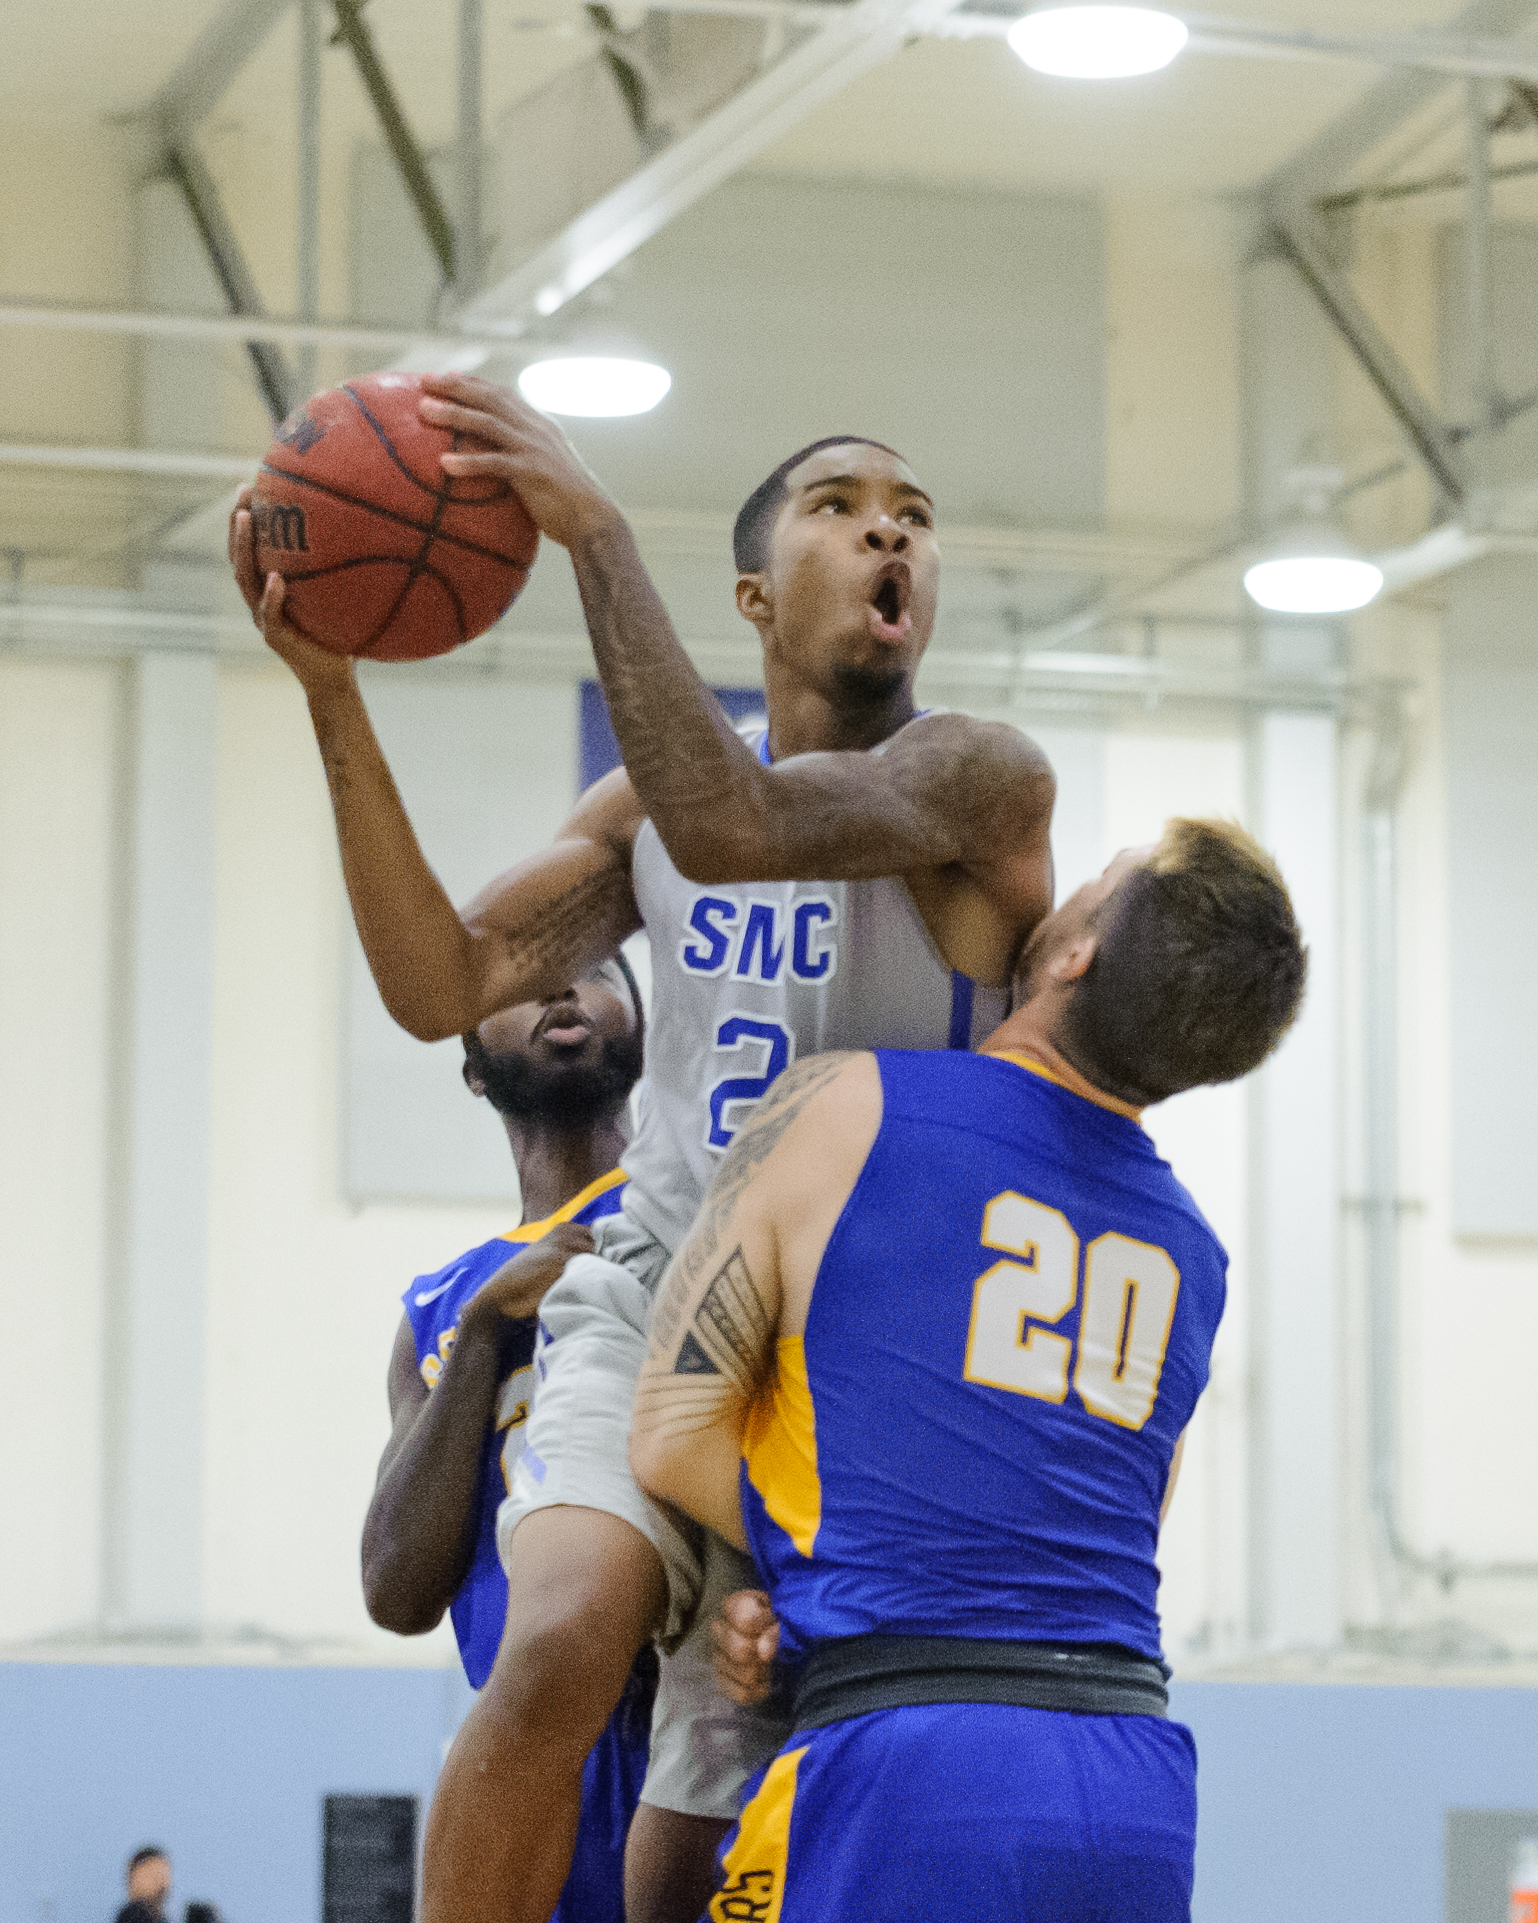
left=709, top=1702, right=1198, bottom=1923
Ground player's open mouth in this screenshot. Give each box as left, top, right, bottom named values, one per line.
left=868, top=563, right=912, bottom=643
left=536, top=1006, right=592, bottom=1048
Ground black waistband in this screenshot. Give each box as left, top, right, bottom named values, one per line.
left=791, top=1634, right=1171, bottom=1732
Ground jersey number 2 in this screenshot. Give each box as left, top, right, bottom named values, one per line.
left=962, top=1190, right=1180, bottom=1432
left=707, top=1016, right=794, bottom=1150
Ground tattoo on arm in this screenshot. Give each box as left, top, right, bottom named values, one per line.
left=692, top=1051, right=851, bottom=1248
left=673, top=1250, right=769, bottom=1386
left=649, top=1051, right=853, bottom=1356
left=496, top=860, right=630, bottom=986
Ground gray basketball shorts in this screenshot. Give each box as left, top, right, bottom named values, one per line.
left=494, top=1208, right=790, bottom=1820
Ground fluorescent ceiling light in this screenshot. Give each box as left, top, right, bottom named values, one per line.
left=1243, top=555, right=1384, bottom=615
left=1007, top=5, right=1188, bottom=78
left=517, top=357, right=672, bottom=418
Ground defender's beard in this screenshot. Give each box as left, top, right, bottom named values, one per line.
left=478, top=1027, right=645, bottom=1129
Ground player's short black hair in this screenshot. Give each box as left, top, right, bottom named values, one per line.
left=1062, top=819, right=1307, bottom=1106
left=128, top=1849, right=168, bottom=1873
left=732, top=436, right=904, bottom=573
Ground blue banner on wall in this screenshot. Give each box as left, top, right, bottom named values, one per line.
left=579, top=679, right=766, bottom=794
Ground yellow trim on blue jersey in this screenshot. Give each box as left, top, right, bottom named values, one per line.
left=986, top=1048, right=1144, bottom=1122
left=743, top=1339, right=822, bottom=1559
left=710, top=1746, right=806, bottom=1923
left=498, top=1166, right=628, bottom=1244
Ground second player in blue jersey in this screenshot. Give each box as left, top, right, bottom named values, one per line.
left=363, top=960, right=651, bottom=1923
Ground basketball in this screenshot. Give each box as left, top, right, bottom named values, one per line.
left=249, top=372, right=539, bottom=661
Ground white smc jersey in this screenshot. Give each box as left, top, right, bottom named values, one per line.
left=619, top=727, right=1009, bottom=1256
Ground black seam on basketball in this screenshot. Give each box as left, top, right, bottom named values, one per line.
left=353, top=557, right=469, bottom=660
left=259, top=461, right=530, bottom=568
left=273, top=556, right=528, bottom=588
left=340, top=383, right=514, bottom=509
left=340, top=384, right=441, bottom=501
left=362, top=440, right=459, bottom=653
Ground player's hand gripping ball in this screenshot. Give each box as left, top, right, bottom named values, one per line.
left=249, top=373, right=539, bottom=661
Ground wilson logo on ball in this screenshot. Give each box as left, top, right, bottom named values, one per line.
left=254, top=502, right=310, bottom=552
left=275, top=410, right=328, bottom=455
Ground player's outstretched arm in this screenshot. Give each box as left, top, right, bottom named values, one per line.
left=229, top=492, right=643, bottom=1039
left=363, top=1228, right=595, bottom=1633
left=630, top=1051, right=871, bottom=1546
left=416, top=377, right=1056, bottom=951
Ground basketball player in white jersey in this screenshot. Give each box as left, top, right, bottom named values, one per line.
left=229, top=377, right=1056, bottom=1923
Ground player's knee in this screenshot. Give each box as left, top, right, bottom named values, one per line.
left=484, top=1615, right=622, bottom=1761
left=484, top=1579, right=640, bottom=1755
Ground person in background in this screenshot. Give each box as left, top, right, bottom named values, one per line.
left=114, top=1848, right=170, bottom=1923
left=361, top=955, right=649, bottom=1923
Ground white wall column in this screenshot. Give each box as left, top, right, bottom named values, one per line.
left=108, top=652, right=218, bottom=1631
left=1247, top=709, right=1341, bottom=1649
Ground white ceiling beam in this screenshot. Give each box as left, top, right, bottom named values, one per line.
left=0, top=302, right=526, bottom=360
left=1180, top=10, right=1538, bottom=83
left=446, top=0, right=966, bottom=344
left=1374, top=522, right=1538, bottom=589
left=1258, top=0, right=1538, bottom=213
left=0, top=444, right=256, bottom=481
left=0, top=596, right=1387, bottom=708
left=149, top=0, right=297, bottom=145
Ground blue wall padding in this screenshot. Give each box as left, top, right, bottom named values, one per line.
left=1176, top=1679, right=1538, bottom=1922
left=3, top=1664, right=1537, bottom=1923
left=0, top=1663, right=462, bottom=1923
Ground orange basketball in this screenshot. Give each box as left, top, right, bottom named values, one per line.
left=250, top=373, right=539, bottom=661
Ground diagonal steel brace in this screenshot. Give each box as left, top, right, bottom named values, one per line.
left=329, top=0, right=458, bottom=285
left=1272, top=219, right=1466, bottom=505
left=164, top=143, right=298, bottom=425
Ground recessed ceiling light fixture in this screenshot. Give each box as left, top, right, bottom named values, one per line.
left=1007, top=5, right=1189, bottom=78
left=517, top=357, right=672, bottom=418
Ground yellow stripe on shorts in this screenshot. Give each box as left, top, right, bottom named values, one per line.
left=710, top=1746, right=807, bottom=1923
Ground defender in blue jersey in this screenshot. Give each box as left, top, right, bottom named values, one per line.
left=632, top=820, right=1307, bottom=1920
left=362, top=957, right=649, bottom=1923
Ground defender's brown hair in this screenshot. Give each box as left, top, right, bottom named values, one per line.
left=1061, top=818, right=1307, bottom=1106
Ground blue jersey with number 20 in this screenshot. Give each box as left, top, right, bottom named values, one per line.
left=740, top=1049, right=1229, bottom=1666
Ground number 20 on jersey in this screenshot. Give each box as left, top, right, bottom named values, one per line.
left=963, top=1191, right=1180, bottom=1432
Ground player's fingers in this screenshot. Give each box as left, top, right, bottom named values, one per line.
left=716, top=1669, right=770, bottom=1707
left=227, top=483, right=254, bottom=565
left=439, top=450, right=515, bottom=475
left=711, top=1634, right=765, bottom=1681
left=711, top=1612, right=754, bottom=1656
left=232, top=510, right=261, bottom=615
left=258, top=571, right=287, bottom=644
left=713, top=1596, right=777, bottom=1671
left=419, top=395, right=515, bottom=446
left=420, top=369, right=497, bottom=402
left=423, top=370, right=533, bottom=426
left=711, top=1634, right=772, bottom=1704
left=721, top=1588, right=776, bottom=1634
